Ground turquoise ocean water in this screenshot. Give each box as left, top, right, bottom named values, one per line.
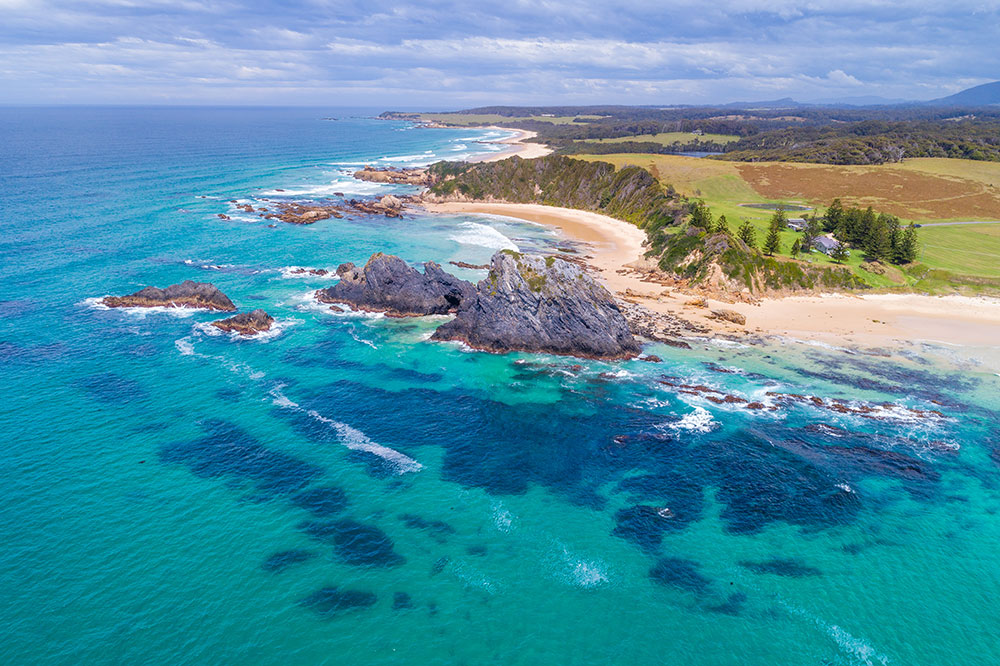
left=2, top=107, right=999, bottom=665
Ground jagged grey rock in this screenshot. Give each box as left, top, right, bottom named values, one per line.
left=432, top=251, right=640, bottom=360
left=211, top=309, right=274, bottom=335
left=102, top=280, right=236, bottom=311
left=315, top=253, right=475, bottom=316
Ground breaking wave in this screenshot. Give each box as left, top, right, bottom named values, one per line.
left=449, top=222, right=518, bottom=251
left=268, top=386, right=422, bottom=473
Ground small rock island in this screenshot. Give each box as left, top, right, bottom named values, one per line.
left=211, top=309, right=275, bottom=336
left=316, top=253, right=474, bottom=317
left=102, top=280, right=236, bottom=311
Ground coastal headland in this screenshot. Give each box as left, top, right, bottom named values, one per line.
left=420, top=200, right=1000, bottom=351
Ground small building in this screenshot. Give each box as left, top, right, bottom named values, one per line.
left=691, top=129, right=704, bottom=136
left=787, top=218, right=806, bottom=231
left=813, top=235, right=843, bottom=255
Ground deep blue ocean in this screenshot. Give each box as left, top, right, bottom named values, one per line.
left=2, top=107, right=999, bottom=665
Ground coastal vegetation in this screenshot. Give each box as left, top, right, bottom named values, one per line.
left=384, top=104, right=1000, bottom=165
left=427, top=155, right=687, bottom=234
left=426, top=156, right=866, bottom=294
left=425, top=152, right=1000, bottom=294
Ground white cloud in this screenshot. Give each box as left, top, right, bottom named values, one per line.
left=826, top=69, right=862, bottom=86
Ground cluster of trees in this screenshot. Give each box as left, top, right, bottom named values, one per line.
left=558, top=139, right=730, bottom=156
left=686, top=199, right=919, bottom=265
left=667, top=201, right=866, bottom=292
left=720, top=119, right=1000, bottom=164
left=820, top=199, right=919, bottom=264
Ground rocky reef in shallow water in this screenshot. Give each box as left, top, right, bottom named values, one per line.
left=211, top=309, right=274, bottom=336
left=432, top=250, right=641, bottom=360
left=315, top=253, right=475, bottom=317
left=102, top=280, right=236, bottom=311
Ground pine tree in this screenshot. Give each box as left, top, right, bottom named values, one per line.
left=763, top=212, right=782, bottom=256
left=865, top=214, right=891, bottom=262
left=898, top=223, right=919, bottom=263
left=689, top=200, right=713, bottom=230
left=802, top=216, right=821, bottom=253
left=714, top=214, right=730, bottom=235
left=737, top=218, right=757, bottom=249
left=886, top=215, right=902, bottom=259
left=823, top=198, right=844, bottom=233
left=858, top=207, right=877, bottom=246
left=790, top=238, right=802, bottom=256
left=830, top=242, right=849, bottom=264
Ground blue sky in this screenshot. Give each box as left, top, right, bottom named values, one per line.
left=1, top=0, right=997, bottom=106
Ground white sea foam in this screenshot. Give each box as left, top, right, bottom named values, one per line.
left=669, top=407, right=719, bottom=433
left=571, top=560, right=609, bottom=588
left=560, top=547, right=609, bottom=588
left=491, top=500, right=515, bottom=532
left=192, top=318, right=298, bottom=343
left=345, top=324, right=379, bottom=349
left=183, top=259, right=235, bottom=272
left=451, top=562, right=501, bottom=594
left=781, top=602, right=890, bottom=666
left=174, top=337, right=195, bottom=356
left=278, top=266, right=339, bottom=280
left=259, top=173, right=391, bottom=198
left=825, top=623, right=889, bottom=666
left=80, top=296, right=203, bottom=319
left=268, top=386, right=422, bottom=473
left=449, top=221, right=518, bottom=251
left=377, top=151, right=437, bottom=165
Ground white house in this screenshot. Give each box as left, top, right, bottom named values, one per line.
left=813, top=235, right=844, bottom=255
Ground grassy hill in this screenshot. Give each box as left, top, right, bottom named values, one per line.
left=571, top=153, right=1000, bottom=291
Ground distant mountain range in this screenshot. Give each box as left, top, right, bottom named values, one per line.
left=926, top=81, right=1000, bottom=106
left=694, top=81, right=1000, bottom=109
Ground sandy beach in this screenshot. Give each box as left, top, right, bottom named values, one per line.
left=424, top=202, right=1000, bottom=350
left=470, top=127, right=552, bottom=162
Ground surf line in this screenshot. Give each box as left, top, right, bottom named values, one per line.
left=268, top=385, right=423, bottom=473
left=174, top=334, right=422, bottom=474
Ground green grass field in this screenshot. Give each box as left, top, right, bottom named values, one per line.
left=574, top=152, right=1000, bottom=290
left=587, top=131, right=739, bottom=145
left=917, top=223, right=1000, bottom=278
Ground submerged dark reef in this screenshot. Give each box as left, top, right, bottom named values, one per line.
left=155, top=326, right=986, bottom=622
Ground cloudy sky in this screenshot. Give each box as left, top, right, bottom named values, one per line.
left=1, top=0, right=997, bottom=106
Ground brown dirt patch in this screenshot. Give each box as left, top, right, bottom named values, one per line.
left=737, top=162, right=1000, bottom=220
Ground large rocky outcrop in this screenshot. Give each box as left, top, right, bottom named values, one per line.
left=211, top=309, right=274, bottom=335
left=315, top=253, right=475, bottom=317
left=431, top=251, right=640, bottom=360
left=102, top=281, right=236, bottom=311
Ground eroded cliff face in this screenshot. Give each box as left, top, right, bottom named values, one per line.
left=432, top=251, right=641, bottom=360
left=315, top=253, right=475, bottom=317
left=102, top=280, right=236, bottom=311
